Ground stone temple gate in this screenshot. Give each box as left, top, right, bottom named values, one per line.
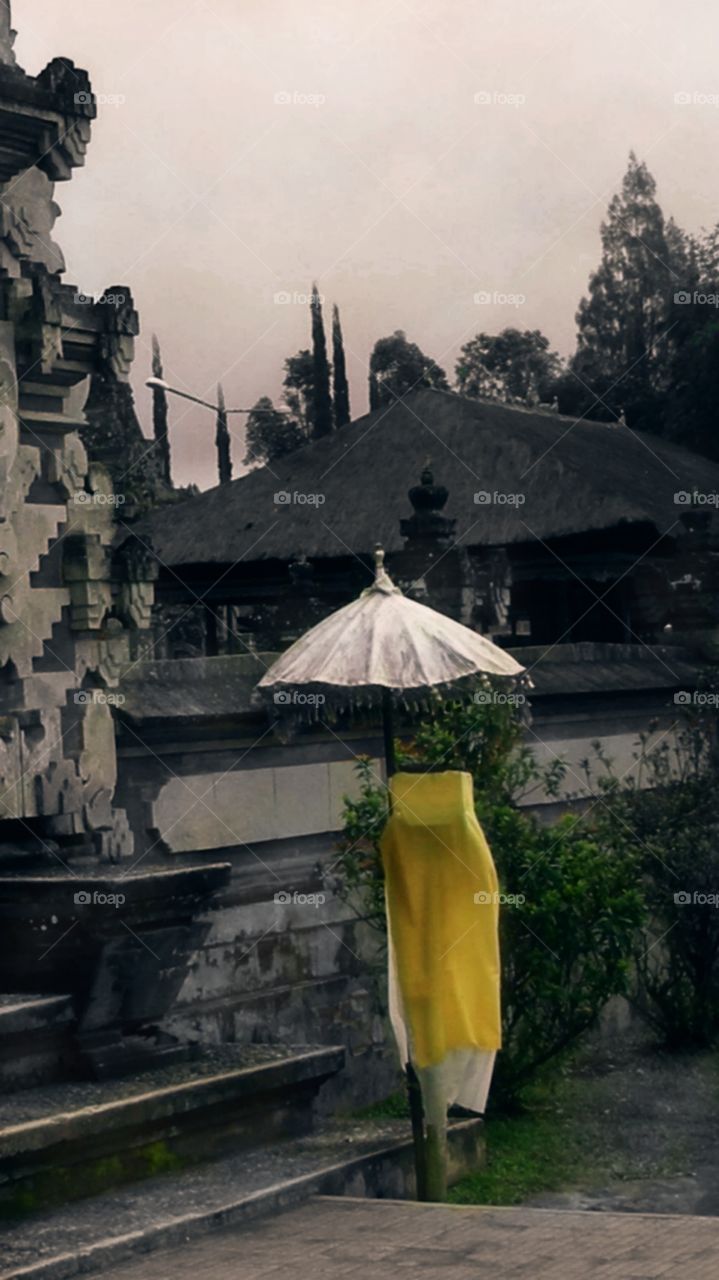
left=0, top=3, right=233, bottom=1081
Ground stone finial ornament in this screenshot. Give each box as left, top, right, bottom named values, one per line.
left=400, top=464, right=457, bottom=545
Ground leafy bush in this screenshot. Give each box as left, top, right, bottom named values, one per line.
left=336, top=695, right=644, bottom=1109
left=585, top=696, right=719, bottom=1048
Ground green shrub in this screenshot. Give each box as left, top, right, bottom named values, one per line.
left=336, top=695, right=644, bottom=1110
left=586, top=695, right=719, bottom=1048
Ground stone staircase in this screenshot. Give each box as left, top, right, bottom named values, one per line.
left=0, top=1020, right=485, bottom=1280
left=0, top=1043, right=345, bottom=1220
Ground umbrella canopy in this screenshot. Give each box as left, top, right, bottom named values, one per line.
left=257, top=548, right=524, bottom=710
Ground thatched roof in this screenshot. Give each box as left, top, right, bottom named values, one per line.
left=139, top=390, right=718, bottom=567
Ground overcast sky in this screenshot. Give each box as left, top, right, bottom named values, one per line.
left=12, top=0, right=719, bottom=488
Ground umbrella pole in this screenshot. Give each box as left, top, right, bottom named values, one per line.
left=405, top=1061, right=428, bottom=1200
left=381, top=688, right=397, bottom=780
left=381, top=690, right=432, bottom=1200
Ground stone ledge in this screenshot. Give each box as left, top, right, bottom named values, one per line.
left=0, top=1046, right=345, bottom=1160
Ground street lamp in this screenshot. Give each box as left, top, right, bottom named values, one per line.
left=145, top=378, right=290, bottom=416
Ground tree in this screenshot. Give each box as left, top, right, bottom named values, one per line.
left=215, top=382, right=232, bottom=484
left=456, top=328, right=563, bottom=405
left=243, top=396, right=306, bottom=467
left=570, top=152, right=683, bottom=428
left=369, top=330, right=449, bottom=410
left=150, top=333, right=172, bottom=485
left=282, top=349, right=314, bottom=435
left=332, top=303, right=351, bottom=427
left=663, top=224, right=719, bottom=460
left=311, top=283, right=333, bottom=438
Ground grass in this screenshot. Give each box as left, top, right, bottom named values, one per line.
left=449, top=1054, right=689, bottom=1206
left=354, top=1089, right=410, bottom=1121
left=355, top=1041, right=719, bottom=1208
left=449, top=1074, right=596, bottom=1205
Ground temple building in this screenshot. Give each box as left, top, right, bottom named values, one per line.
left=0, top=0, right=717, bottom=1242
left=137, top=387, right=719, bottom=660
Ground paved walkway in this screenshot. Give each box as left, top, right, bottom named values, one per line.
left=97, top=1196, right=719, bottom=1279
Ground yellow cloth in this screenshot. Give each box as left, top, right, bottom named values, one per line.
left=380, top=770, right=501, bottom=1071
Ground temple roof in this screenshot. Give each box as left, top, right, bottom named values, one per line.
left=138, top=389, right=719, bottom=568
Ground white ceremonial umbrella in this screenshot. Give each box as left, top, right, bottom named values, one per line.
left=257, top=546, right=525, bottom=1202
left=257, top=546, right=525, bottom=772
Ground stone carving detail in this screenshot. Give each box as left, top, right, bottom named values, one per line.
left=0, top=26, right=152, bottom=865
left=0, top=168, right=65, bottom=277
left=115, top=534, right=160, bottom=632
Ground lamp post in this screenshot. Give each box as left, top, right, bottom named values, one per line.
left=144, top=378, right=290, bottom=416
left=145, top=377, right=293, bottom=486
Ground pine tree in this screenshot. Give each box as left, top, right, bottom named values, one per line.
left=150, top=333, right=172, bottom=485
left=215, top=382, right=232, bottom=484
left=663, top=223, right=719, bottom=459
left=571, top=152, right=682, bottom=426
left=310, top=283, right=333, bottom=438
left=331, top=304, right=351, bottom=427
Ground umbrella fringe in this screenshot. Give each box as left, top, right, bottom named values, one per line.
left=253, top=671, right=532, bottom=727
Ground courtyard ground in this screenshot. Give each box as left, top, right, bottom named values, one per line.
left=90, top=1196, right=719, bottom=1279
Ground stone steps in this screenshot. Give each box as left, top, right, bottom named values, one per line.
left=0, top=995, right=77, bottom=1092
left=0, top=1044, right=344, bottom=1219
left=0, top=1113, right=485, bottom=1280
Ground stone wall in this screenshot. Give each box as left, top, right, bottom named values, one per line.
left=112, top=645, right=696, bottom=1106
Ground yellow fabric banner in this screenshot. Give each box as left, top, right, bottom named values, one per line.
left=380, top=770, right=502, bottom=1073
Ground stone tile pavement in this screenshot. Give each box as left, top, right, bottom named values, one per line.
left=96, top=1195, right=719, bottom=1279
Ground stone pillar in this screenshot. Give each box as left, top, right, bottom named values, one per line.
left=391, top=466, right=513, bottom=638
left=0, top=1, right=15, bottom=66
left=391, top=465, right=463, bottom=617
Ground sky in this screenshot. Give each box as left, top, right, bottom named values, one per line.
left=11, top=0, right=719, bottom=489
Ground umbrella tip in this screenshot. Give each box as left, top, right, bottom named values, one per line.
left=369, top=543, right=402, bottom=596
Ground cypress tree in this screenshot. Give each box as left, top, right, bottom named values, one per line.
left=151, top=333, right=172, bottom=485
left=310, top=283, right=333, bottom=438
left=331, top=303, right=351, bottom=427
left=215, top=382, right=232, bottom=484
